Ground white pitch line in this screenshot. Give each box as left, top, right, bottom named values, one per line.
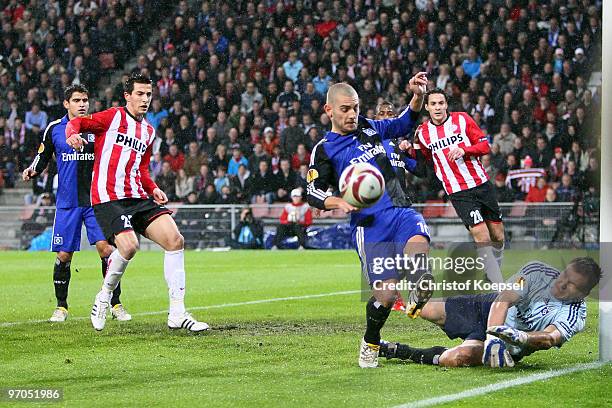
left=394, top=360, right=608, bottom=408
left=0, top=290, right=363, bottom=328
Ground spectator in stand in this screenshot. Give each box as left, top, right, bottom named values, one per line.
left=492, top=173, right=515, bottom=203
left=250, top=160, right=275, bottom=204
left=213, top=165, right=231, bottom=194
left=526, top=177, right=549, bottom=203
left=175, top=168, right=194, bottom=200
left=556, top=174, right=577, bottom=202
left=271, top=189, right=312, bottom=250
left=198, top=184, right=218, bottom=204
left=150, top=151, right=164, bottom=180
left=25, top=104, right=47, bottom=131
left=549, top=147, right=568, bottom=182
left=146, top=99, right=168, bottom=131
left=183, top=142, right=207, bottom=178
left=493, top=123, right=517, bottom=156
left=231, top=164, right=252, bottom=204
left=262, top=127, right=279, bottom=156
left=164, top=144, right=185, bottom=173
left=281, top=115, right=305, bottom=156
left=227, top=147, right=249, bottom=176
left=291, top=143, right=311, bottom=171
left=275, top=158, right=298, bottom=203
left=156, top=161, right=177, bottom=201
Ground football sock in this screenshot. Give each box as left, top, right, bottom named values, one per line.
left=53, top=258, right=71, bottom=309
left=492, top=242, right=504, bottom=270
left=101, top=256, right=122, bottom=307
left=364, top=296, right=391, bottom=345
left=383, top=342, right=448, bottom=365
left=477, top=244, right=504, bottom=283
left=102, top=250, right=129, bottom=294
left=165, top=249, right=186, bottom=316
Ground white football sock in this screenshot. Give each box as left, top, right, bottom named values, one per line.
left=165, top=249, right=186, bottom=316
left=477, top=245, right=504, bottom=284
left=102, top=249, right=129, bottom=294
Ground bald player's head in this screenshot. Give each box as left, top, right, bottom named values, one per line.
left=324, top=83, right=360, bottom=135
left=326, top=83, right=358, bottom=105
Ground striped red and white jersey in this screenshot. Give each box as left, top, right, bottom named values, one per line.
left=414, top=111, right=489, bottom=195
left=66, top=107, right=158, bottom=205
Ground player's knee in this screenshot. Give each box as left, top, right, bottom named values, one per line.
left=438, top=348, right=480, bottom=367
left=57, top=252, right=73, bottom=263
left=166, top=233, right=184, bottom=251
left=118, top=239, right=139, bottom=259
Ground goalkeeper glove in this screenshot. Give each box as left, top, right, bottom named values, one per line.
left=487, top=325, right=528, bottom=346
left=482, top=335, right=515, bottom=368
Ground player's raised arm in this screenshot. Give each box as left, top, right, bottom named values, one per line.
left=368, top=72, right=427, bottom=140
left=23, top=120, right=57, bottom=180
left=65, top=109, right=116, bottom=150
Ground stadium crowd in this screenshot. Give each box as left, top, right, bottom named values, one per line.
left=0, top=0, right=602, bottom=208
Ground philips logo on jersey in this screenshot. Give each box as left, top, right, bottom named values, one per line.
left=61, top=151, right=95, bottom=162
left=429, top=134, right=465, bottom=152
left=116, top=132, right=147, bottom=154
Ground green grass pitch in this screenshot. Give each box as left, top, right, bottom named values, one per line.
left=0, top=250, right=609, bottom=407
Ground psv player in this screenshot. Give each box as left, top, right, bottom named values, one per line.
left=407, top=89, right=505, bottom=282
left=65, top=74, right=208, bottom=332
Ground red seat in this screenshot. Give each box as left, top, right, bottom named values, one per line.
left=251, top=206, right=269, bottom=219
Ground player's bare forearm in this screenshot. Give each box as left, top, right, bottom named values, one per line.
left=323, top=196, right=357, bottom=213
left=410, top=93, right=424, bottom=114
left=487, top=290, right=519, bottom=327
left=525, top=326, right=563, bottom=350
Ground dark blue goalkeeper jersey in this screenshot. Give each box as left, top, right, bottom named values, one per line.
left=31, top=115, right=96, bottom=208
left=306, top=107, right=420, bottom=225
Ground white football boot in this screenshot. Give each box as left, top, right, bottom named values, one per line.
left=49, top=307, right=68, bottom=322
left=167, top=312, right=209, bottom=332
left=111, top=304, right=132, bottom=321
left=90, top=290, right=111, bottom=331
left=358, top=338, right=380, bottom=368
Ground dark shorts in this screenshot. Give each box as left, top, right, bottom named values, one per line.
left=93, top=198, right=172, bottom=243
left=442, top=293, right=497, bottom=341
left=352, top=206, right=430, bottom=285
left=449, top=181, right=502, bottom=229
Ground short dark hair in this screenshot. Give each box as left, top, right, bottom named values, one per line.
left=569, top=257, right=602, bottom=293
left=124, top=73, right=152, bottom=94
left=375, top=100, right=395, bottom=114
left=64, top=84, right=89, bottom=101
left=425, top=88, right=448, bottom=105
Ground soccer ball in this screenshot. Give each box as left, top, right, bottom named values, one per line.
left=339, top=163, right=385, bottom=208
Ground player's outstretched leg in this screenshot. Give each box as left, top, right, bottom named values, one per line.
left=380, top=340, right=448, bottom=365
left=50, top=252, right=73, bottom=322
left=145, top=214, right=209, bottom=332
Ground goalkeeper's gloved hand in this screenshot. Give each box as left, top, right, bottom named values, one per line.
left=482, top=335, right=515, bottom=368
left=487, top=325, right=528, bottom=346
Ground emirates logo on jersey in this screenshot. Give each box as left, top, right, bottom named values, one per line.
left=116, top=133, right=147, bottom=154
left=429, top=134, right=464, bottom=152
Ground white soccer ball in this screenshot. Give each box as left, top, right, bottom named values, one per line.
left=339, top=162, right=385, bottom=208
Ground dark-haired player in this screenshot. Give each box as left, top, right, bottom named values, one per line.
left=406, top=89, right=506, bottom=283
left=66, top=74, right=208, bottom=332
left=380, top=258, right=601, bottom=368
left=23, top=85, right=131, bottom=322
left=306, top=73, right=434, bottom=368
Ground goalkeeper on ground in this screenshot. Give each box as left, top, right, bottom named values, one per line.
left=379, top=257, right=601, bottom=368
